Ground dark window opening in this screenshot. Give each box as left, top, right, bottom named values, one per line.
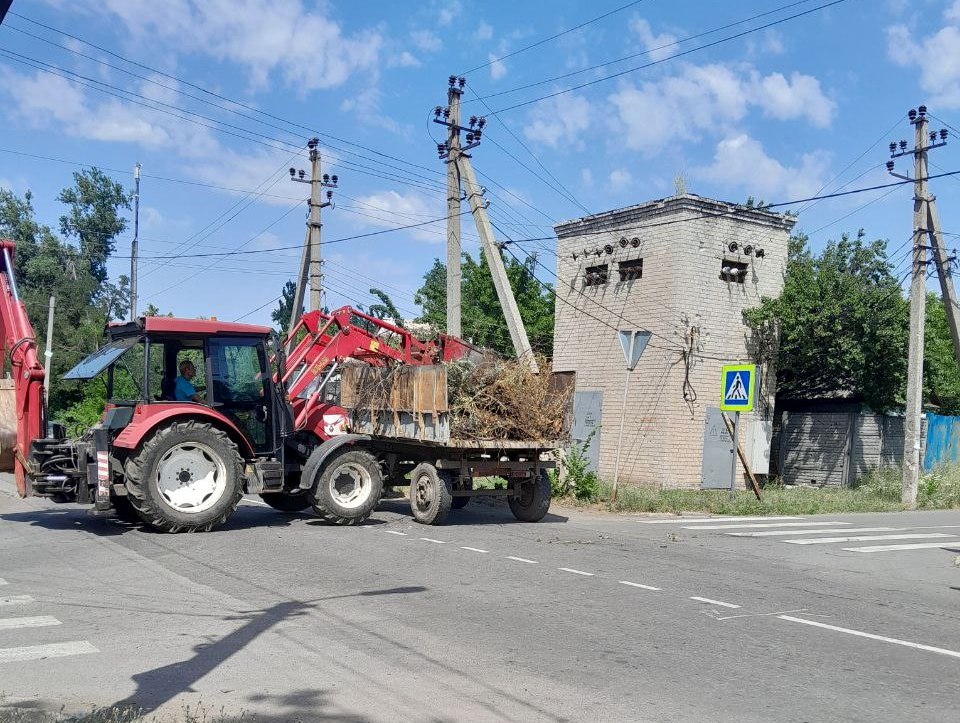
left=618, top=258, right=643, bottom=281
left=584, top=264, right=609, bottom=286
left=720, top=260, right=749, bottom=283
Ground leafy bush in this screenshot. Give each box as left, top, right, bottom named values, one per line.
left=552, top=428, right=599, bottom=500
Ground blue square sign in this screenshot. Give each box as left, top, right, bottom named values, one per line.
left=720, top=364, right=756, bottom=412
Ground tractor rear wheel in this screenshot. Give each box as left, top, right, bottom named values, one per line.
left=507, top=470, right=552, bottom=522
left=311, top=448, right=383, bottom=525
left=125, top=421, right=244, bottom=533
left=110, top=494, right=143, bottom=524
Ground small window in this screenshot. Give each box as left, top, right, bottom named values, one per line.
left=584, top=264, right=609, bottom=286
left=618, top=258, right=643, bottom=281
left=720, top=260, right=748, bottom=283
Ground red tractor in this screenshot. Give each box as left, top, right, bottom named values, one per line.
left=0, top=238, right=486, bottom=532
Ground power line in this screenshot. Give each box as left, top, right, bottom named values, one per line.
left=484, top=0, right=850, bottom=115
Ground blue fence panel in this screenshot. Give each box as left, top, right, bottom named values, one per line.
left=923, top=413, right=960, bottom=470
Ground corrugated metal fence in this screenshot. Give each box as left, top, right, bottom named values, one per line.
left=923, top=413, right=960, bottom=470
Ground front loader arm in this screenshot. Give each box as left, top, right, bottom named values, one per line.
left=0, top=240, right=46, bottom=496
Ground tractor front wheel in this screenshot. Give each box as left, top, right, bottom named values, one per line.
left=125, top=421, right=244, bottom=532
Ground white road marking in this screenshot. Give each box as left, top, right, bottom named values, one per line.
left=778, top=615, right=960, bottom=660
left=784, top=533, right=956, bottom=545
left=505, top=556, right=538, bottom=564
left=0, top=641, right=99, bottom=664
left=727, top=527, right=898, bottom=537
left=843, top=540, right=960, bottom=553
left=558, top=567, right=594, bottom=576
left=383, top=530, right=408, bottom=536
left=683, top=521, right=850, bottom=530
left=460, top=547, right=489, bottom=553
left=618, top=581, right=661, bottom=591
left=714, top=608, right=808, bottom=622
left=419, top=537, right=446, bottom=544
left=0, top=616, right=61, bottom=631
left=0, top=579, right=7, bottom=585
left=241, top=499, right=273, bottom=508
left=640, top=516, right=799, bottom=524
left=0, top=596, right=33, bottom=607
left=690, top=596, right=741, bottom=609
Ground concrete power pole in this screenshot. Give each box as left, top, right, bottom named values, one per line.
left=445, top=77, right=463, bottom=337
left=287, top=138, right=337, bottom=341
left=433, top=76, right=539, bottom=372
left=129, top=162, right=141, bottom=321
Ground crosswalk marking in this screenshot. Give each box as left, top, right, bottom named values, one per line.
left=640, top=516, right=799, bottom=524
left=0, top=616, right=61, bottom=631
left=784, top=533, right=956, bottom=546
left=727, top=527, right=898, bottom=537
left=843, top=540, right=960, bottom=553
left=0, top=596, right=34, bottom=607
left=682, top=521, right=849, bottom=530
left=0, top=641, right=99, bottom=664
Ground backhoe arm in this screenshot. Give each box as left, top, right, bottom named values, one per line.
left=0, top=239, right=46, bottom=496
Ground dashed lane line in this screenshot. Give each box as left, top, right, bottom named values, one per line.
left=0, top=616, right=61, bottom=631
left=619, top=581, right=661, bottom=591
left=505, top=556, right=538, bottom=564
left=0, top=596, right=33, bottom=607
left=460, top=547, right=489, bottom=553
left=783, top=533, right=956, bottom=546
left=778, top=615, right=960, bottom=660
left=639, top=516, right=799, bottom=524
left=383, top=530, right=408, bottom=536
left=690, top=596, right=741, bottom=609
left=843, top=540, right=960, bottom=553
left=683, top=521, right=851, bottom=531
left=419, top=537, right=446, bottom=544
left=727, top=527, right=898, bottom=537
left=0, top=641, right=99, bottom=664
left=558, top=567, right=594, bottom=576
left=0, top=579, right=6, bottom=585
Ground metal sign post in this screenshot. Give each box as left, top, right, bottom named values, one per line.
left=719, top=364, right=756, bottom=497
left=612, top=329, right=651, bottom=503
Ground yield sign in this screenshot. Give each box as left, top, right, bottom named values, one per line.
left=618, top=329, right=651, bottom=371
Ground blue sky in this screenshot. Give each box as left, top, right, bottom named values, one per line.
left=1, top=0, right=959, bottom=327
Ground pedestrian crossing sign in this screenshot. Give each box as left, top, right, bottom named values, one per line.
left=720, top=364, right=756, bottom=412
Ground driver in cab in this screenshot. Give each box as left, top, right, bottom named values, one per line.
left=174, top=360, right=206, bottom=403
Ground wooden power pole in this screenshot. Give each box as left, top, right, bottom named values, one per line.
left=433, top=76, right=539, bottom=372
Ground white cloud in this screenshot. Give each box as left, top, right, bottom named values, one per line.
left=411, top=29, right=442, bottom=52
left=693, top=134, right=830, bottom=201
left=607, top=168, right=633, bottom=192
left=436, top=0, right=462, bottom=26
left=580, top=168, right=594, bottom=187
left=339, top=85, right=404, bottom=135
left=608, top=63, right=834, bottom=153
left=71, top=0, right=380, bottom=91
left=763, top=30, right=786, bottom=55
left=476, top=23, right=494, bottom=41
left=186, top=148, right=309, bottom=206
left=350, top=190, right=442, bottom=243
left=629, top=17, right=677, bottom=61
left=887, top=15, right=960, bottom=107
left=388, top=51, right=421, bottom=69
left=489, top=54, right=507, bottom=81
left=523, top=94, right=591, bottom=148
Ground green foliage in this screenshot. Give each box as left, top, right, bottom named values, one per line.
left=923, top=293, right=960, bottom=413
left=366, top=288, right=405, bottom=327
left=414, top=252, right=555, bottom=357
left=551, top=428, right=600, bottom=501
left=270, top=279, right=299, bottom=333
left=743, top=230, right=908, bottom=412
left=1, top=170, right=131, bottom=417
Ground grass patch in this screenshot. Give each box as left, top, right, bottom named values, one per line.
left=0, top=701, right=243, bottom=723
left=553, top=464, right=960, bottom=516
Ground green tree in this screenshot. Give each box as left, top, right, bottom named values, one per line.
left=924, top=293, right=960, bottom=413
left=743, top=231, right=908, bottom=412
left=271, top=280, right=299, bottom=332
left=366, top=288, right=405, bottom=327
left=414, top=251, right=555, bottom=357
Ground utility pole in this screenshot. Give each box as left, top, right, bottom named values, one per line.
left=433, top=77, right=539, bottom=372
left=287, top=138, right=337, bottom=341
left=444, top=76, right=463, bottom=337
left=129, top=162, right=141, bottom=321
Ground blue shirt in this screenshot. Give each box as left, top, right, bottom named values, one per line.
left=174, top=376, right=197, bottom=401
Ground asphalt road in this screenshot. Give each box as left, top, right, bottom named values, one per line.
left=1, top=475, right=958, bottom=722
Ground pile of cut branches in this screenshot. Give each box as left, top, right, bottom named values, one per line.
left=447, top=355, right=571, bottom=441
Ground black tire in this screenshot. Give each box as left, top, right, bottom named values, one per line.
left=258, top=491, right=311, bottom=512
left=111, top=495, right=143, bottom=524
left=450, top=477, right=473, bottom=510
left=508, top=470, right=552, bottom=522
left=311, top=449, right=383, bottom=525
left=125, top=421, right=244, bottom=533
left=409, top=463, right=453, bottom=525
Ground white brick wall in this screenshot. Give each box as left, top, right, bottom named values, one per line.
left=552, top=195, right=795, bottom=489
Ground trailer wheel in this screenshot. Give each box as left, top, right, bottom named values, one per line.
left=311, top=449, right=383, bottom=525
left=125, top=421, right=244, bottom=533
left=409, top=463, right=454, bottom=525
left=450, top=477, right=473, bottom=510
left=258, top=491, right=311, bottom=512
left=508, top=470, right=552, bottom=522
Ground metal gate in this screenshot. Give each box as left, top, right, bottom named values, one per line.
left=572, top=391, right=602, bottom=472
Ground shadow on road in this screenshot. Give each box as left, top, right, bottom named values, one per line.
left=371, top=497, right=570, bottom=526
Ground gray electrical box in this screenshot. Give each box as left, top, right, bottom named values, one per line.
left=701, top=406, right=734, bottom=489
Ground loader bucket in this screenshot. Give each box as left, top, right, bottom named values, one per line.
left=0, top=379, right=16, bottom=473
